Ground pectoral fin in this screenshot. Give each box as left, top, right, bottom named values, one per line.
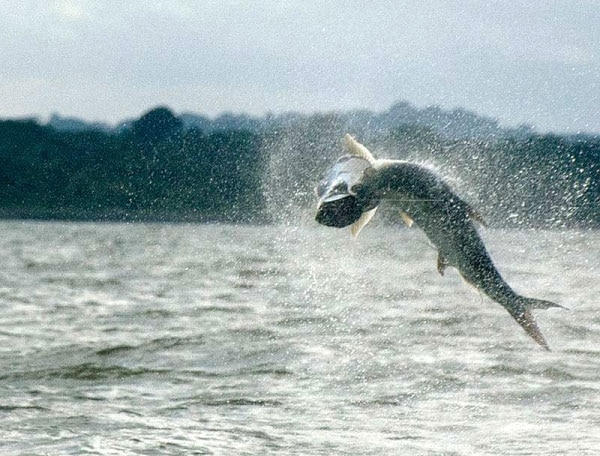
left=351, top=207, right=377, bottom=238
left=399, top=211, right=414, bottom=228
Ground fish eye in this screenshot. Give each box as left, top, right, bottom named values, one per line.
left=350, top=183, right=362, bottom=195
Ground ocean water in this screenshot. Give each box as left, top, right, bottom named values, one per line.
left=0, top=221, right=598, bottom=455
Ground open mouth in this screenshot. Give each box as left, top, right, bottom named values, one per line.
left=315, top=194, right=363, bottom=228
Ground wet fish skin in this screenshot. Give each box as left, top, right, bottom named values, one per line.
left=318, top=135, right=563, bottom=350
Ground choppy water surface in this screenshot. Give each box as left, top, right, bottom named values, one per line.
left=1, top=221, right=599, bottom=455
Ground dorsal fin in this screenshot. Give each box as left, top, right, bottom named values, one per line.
left=344, top=134, right=375, bottom=164
left=351, top=207, right=377, bottom=238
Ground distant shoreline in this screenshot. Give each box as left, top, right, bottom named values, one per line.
left=2, top=105, right=598, bottom=229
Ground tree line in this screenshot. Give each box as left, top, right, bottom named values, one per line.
left=0, top=106, right=598, bottom=227
left=0, top=107, right=266, bottom=223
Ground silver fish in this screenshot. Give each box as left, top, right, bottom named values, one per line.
left=315, top=134, right=564, bottom=350
left=315, top=154, right=378, bottom=228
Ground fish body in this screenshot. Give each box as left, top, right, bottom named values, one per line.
left=315, top=135, right=563, bottom=349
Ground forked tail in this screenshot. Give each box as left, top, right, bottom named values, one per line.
left=507, top=296, right=564, bottom=350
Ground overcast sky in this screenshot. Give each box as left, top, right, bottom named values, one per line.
left=1, top=0, right=599, bottom=132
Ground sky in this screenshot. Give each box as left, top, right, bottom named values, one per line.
left=1, top=0, right=599, bottom=133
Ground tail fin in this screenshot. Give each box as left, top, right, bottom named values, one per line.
left=507, top=297, right=564, bottom=351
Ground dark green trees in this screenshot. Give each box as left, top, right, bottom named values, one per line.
left=0, top=105, right=598, bottom=227
left=0, top=107, right=266, bottom=222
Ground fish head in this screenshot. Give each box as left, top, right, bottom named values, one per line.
left=315, top=155, right=379, bottom=228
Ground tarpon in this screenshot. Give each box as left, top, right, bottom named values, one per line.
left=315, top=134, right=563, bottom=350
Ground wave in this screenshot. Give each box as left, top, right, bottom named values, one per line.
left=95, top=335, right=206, bottom=357
left=1, top=363, right=170, bottom=382
left=201, top=397, right=284, bottom=407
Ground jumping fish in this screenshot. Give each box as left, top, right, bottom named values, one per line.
left=315, top=134, right=563, bottom=350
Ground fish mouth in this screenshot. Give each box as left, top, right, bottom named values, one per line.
left=314, top=154, right=376, bottom=228
left=315, top=194, right=364, bottom=228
